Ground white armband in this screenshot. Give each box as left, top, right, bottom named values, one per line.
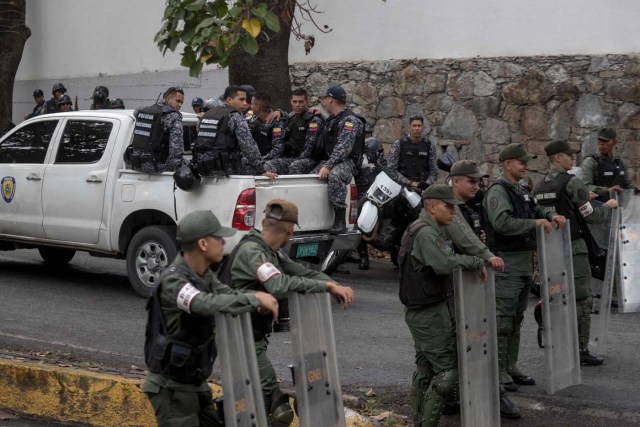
left=176, top=283, right=201, bottom=313
left=578, top=202, right=594, bottom=218
left=256, top=262, right=281, bottom=283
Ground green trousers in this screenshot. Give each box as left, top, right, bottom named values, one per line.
left=146, top=386, right=221, bottom=427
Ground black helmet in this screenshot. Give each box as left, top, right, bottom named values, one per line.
left=111, top=98, right=125, bottom=109
left=94, top=86, right=109, bottom=98
left=33, top=89, right=44, bottom=97
left=173, top=163, right=201, bottom=192
left=437, top=152, right=456, bottom=173
left=92, top=90, right=107, bottom=104
left=56, top=94, right=72, bottom=105
left=240, top=84, right=256, bottom=100
left=365, top=137, right=382, bottom=154
left=52, top=83, right=67, bottom=94
left=191, top=97, right=204, bottom=107
left=202, top=97, right=224, bottom=112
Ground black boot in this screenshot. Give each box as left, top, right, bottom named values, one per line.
left=499, top=384, right=521, bottom=419
left=329, top=208, right=346, bottom=235
left=580, top=349, right=604, bottom=365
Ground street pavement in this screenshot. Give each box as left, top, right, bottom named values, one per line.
left=1, top=249, right=640, bottom=426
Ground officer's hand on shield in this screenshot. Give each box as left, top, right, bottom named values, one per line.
left=479, top=266, right=488, bottom=284
left=535, top=218, right=553, bottom=233
left=487, top=256, right=505, bottom=272
left=255, top=291, right=279, bottom=321
left=551, top=214, right=567, bottom=229
left=326, top=282, right=354, bottom=309
left=589, top=191, right=599, bottom=200
left=605, top=199, right=619, bottom=209
left=608, top=184, right=623, bottom=194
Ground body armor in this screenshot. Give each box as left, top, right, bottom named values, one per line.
left=284, top=112, right=315, bottom=158
left=131, top=103, right=175, bottom=166
left=249, top=117, right=274, bottom=156
left=533, top=172, right=583, bottom=241
left=397, top=136, right=433, bottom=182
left=193, top=106, right=240, bottom=174
left=589, top=153, right=628, bottom=201
left=312, top=109, right=364, bottom=166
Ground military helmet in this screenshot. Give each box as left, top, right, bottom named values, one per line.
left=173, top=163, right=201, bottom=192
left=111, top=98, right=125, bottom=109
left=191, top=97, right=204, bottom=107
left=437, top=152, right=456, bottom=173
left=57, top=94, right=72, bottom=105
left=202, top=97, right=225, bottom=112
left=94, top=85, right=109, bottom=98
left=52, top=83, right=67, bottom=94
left=365, top=123, right=374, bottom=134
left=365, top=137, right=382, bottom=154
left=92, top=89, right=107, bottom=103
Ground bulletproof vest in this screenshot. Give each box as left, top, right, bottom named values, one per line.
left=483, top=179, right=537, bottom=253
left=589, top=154, right=627, bottom=200
left=248, top=117, right=274, bottom=156
left=459, top=203, right=483, bottom=236
left=44, top=98, right=58, bottom=114
left=131, top=103, right=174, bottom=164
left=217, top=234, right=274, bottom=341
left=398, top=219, right=452, bottom=307
left=397, top=136, right=433, bottom=182
left=193, top=106, right=236, bottom=155
left=312, top=109, right=364, bottom=166
left=144, top=266, right=217, bottom=385
left=284, top=112, right=315, bottom=158
left=533, top=172, right=583, bottom=241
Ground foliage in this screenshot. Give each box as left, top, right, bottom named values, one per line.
left=155, top=0, right=282, bottom=77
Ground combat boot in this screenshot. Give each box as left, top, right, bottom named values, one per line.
left=580, top=349, right=604, bottom=366
left=499, top=384, right=521, bottom=419
left=329, top=208, right=346, bottom=235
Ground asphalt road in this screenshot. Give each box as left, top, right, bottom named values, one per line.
left=1, top=248, right=640, bottom=426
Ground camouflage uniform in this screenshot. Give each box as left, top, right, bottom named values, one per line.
left=134, top=102, right=185, bottom=173
left=266, top=112, right=323, bottom=175
left=228, top=111, right=266, bottom=175
left=387, top=135, right=439, bottom=186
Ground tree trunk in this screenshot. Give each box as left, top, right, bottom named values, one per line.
left=0, top=0, right=30, bottom=132
left=229, top=0, right=295, bottom=110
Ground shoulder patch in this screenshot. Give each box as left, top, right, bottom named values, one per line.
left=489, top=196, right=498, bottom=210
left=343, top=121, right=354, bottom=131
left=436, top=238, right=448, bottom=251
left=256, top=262, right=281, bottom=283
left=452, top=215, right=461, bottom=224
left=272, top=127, right=283, bottom=137
left=176, top=283, right=201, bottom=314
left=308, top=122, right=319, bottom=133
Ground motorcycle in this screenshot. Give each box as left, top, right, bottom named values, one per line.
left=321, top=171, right=424, bottom=274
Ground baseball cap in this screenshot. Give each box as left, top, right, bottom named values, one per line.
left=499, top=143, right=536, bottom=162
left=176, top=210, right=236, bottom=243
left=422, top=184, right=463, bottom=204
left=597, top=128, right=616, bottom=141
left=191, top=97, right=204, bottom=106
left=450, top=160, right=488, bottom=178
left=545, top=140, right=580, bottom=156
left=325, top=86, right=347, bottom=103
left=264, top=199, right=299, bottom=225
left=33, top=89, right=44, bottom=97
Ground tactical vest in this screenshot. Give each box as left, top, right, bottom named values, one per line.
left=483, top=180, right=537, bottom=253
left=459, top=203, right=482, bottom=236
left=284, top=112, right=315, bottom=158
left=131, top=103, right=174, bottom=164
left=589, top=154, right=627, bottom=201
left=193, top=106, right=237, bottom=155
left=248, top=117, right=274, bottom=156
left=44, top=98, right=58, bottom=114
left=144, top=266, right=217, bottom=385
left=312, top=109, right=364, bottom=166
left=533, top=172, right=583, bottom=241
left=397, top=136, right=433, bottom=182
left=217, top=234, right=274, bottom=341
left=398, top=220, right=452, bottom=307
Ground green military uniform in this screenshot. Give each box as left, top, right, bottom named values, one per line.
left=400, top=185, right=484, bottom=427
left=143, top=254, right=259, bottom=427
left=228, top=227, right=335, bottom=423
left=482, top=144, right=557, bottom=387
left=443, top=204, right=494, bottom=261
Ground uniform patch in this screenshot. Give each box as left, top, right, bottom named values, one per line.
left=343, top=121, right=354, bottom=131
left=578, top=202, right=594, bottom=218
left=256, top=262, right=281, bottom=283
left=272, top=127, right=283, bottom=137
left=308, top=122, right=318, bottom=133
left=452, top=215, right=461, bottom=224
left=436, top=238, right=448, bottom=251
left=489, top=196, right=498, bottom=210
left=1, top=176, right=15, bottom=203
left=176, top=283, right=201, bottom=313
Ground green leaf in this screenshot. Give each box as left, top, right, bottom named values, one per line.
left=195, top=17, right=216, bottom=32
left=263, top=11, right=280, bottom=32
left=240, top=34, right=259, bottom=56
left=168, top=36, right=180, bottom=52
left=214, top=0, right=228, bottom=16
left=228, top=6, right=241, bottom=18
left=189, top=60, right=204, bottom=77
left=185, top=0, right=205, bottom=11
left=181, top=47, right=196, bottom=67
left=251, top=3, right=268, bottom=18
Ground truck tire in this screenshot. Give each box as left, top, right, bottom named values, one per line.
left=38, top=247, right=76, bottom=265
left=126, top=225, right=178, bottom=297
left=321, top=250, right=350, bottom=275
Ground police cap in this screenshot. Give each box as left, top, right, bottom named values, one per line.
left=325, top=86, right=347, bottom=103
left=264, top=199, right=299, bottom=225
left=33, top=89, right=44, bottom=97
left=597, top=127, right=616, bottom=141
left=499, top=143, right=536, bottom=162
left=544, top=140, right=580, bottom=156
left=192, top=97, right=204, bottom=106
left=450, top=160, right=488, bottom=178
left=176, top=210, right=236, bottom=243
left=422, top=184, right=463, bottom=204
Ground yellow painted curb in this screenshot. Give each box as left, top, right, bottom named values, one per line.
left=0, top=358, right=371, bottom=426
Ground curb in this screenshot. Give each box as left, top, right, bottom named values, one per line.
left=0, top=358, right=372, bottom=426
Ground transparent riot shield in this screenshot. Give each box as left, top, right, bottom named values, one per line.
left=617, top=189, right=640, bottom=313
left=536, top=224, right=581, bottom=395
left=289, top=292, right=346, bottom=427
left=215, top=312, right=267, bottom=427
left=454, top=268, right=500, bottom=427
left=589, top=192, right=620, bottom=353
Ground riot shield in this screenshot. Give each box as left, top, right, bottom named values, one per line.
left=454, top=268, right=500, bottom=427
left=589, top=192, right=620, bottom=353
left=617, top=189, right=640, bottom=313
left=215, top=312, right=267, bottom=427
left=289, top=292, right=346, bottom=427
left=536, top=224, right=581, bottom=395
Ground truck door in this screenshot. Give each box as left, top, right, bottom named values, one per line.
left=42, top=118, right=117, bottom=244
left=0, top=119, right=59, bottom=238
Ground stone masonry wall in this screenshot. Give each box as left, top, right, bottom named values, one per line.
left=290, top=55, right=640, bottom=185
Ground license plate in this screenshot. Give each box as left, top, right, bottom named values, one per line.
left=295, top=242, right=319, bottom=258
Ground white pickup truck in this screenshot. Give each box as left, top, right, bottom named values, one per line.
left=0, top=110, right=360, bottom=296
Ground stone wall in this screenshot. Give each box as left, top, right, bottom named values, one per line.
left=290, top=55, right=640, bottom=184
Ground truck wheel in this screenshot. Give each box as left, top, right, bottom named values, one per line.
left=321, top=250, right=350, bottom=275
left=126, top=225, right=178, bottom=297
left=38, top=247, right=76, bottom=265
